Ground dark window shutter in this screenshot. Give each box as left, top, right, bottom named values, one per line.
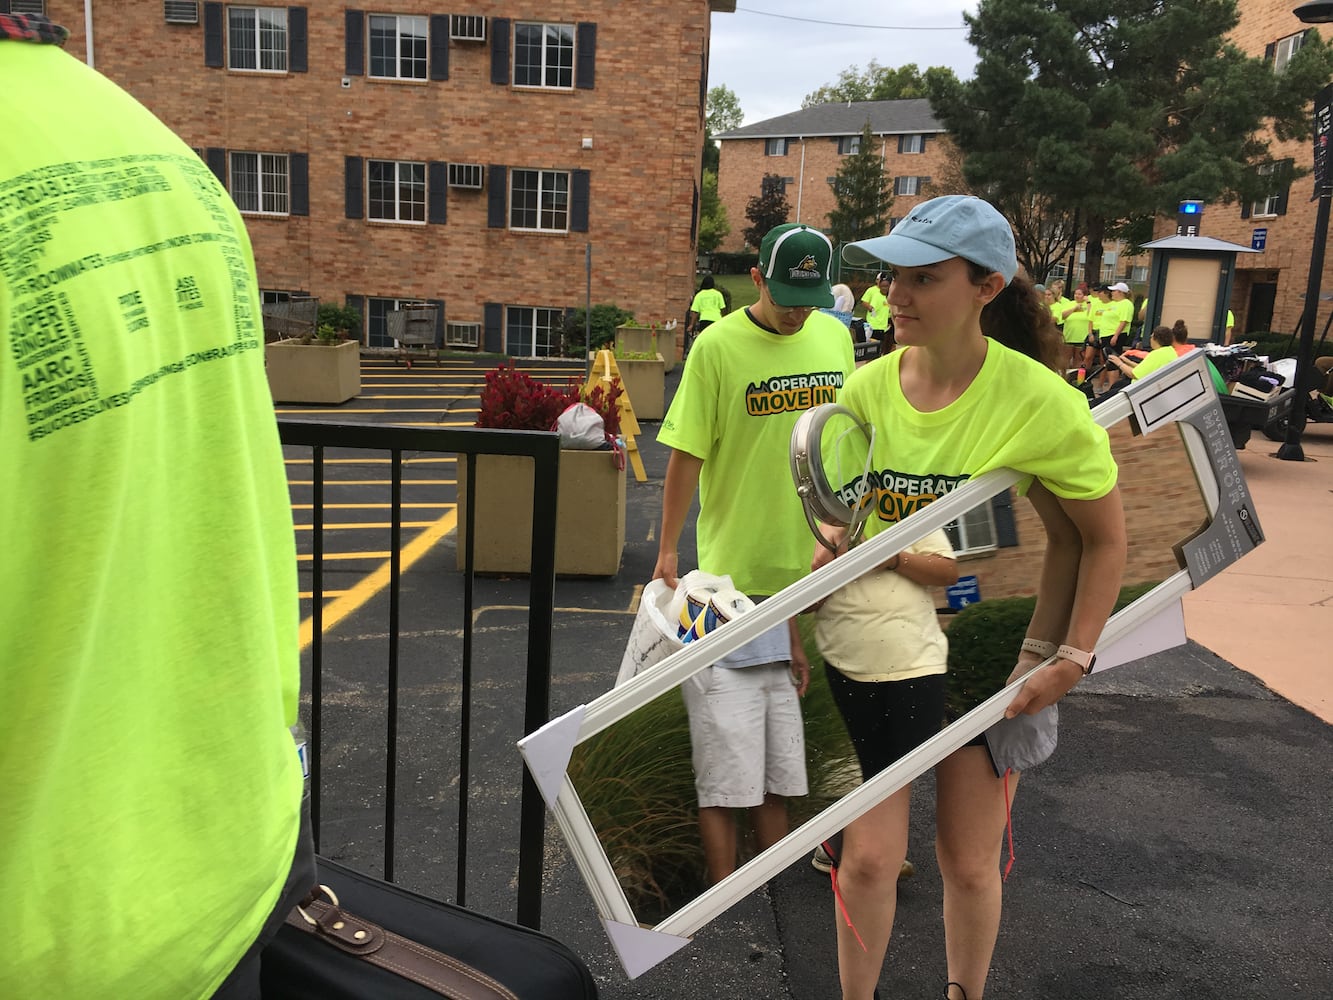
left=430, top=298, right=446, bottom=346
left=345, top=10, right=364, bottom=75
left=344, top=295, right=365, bottom=341
left=570, top=169, right=590, bottom=232
left=1241, top=199, right=1251, bottom=220
left=491, top=18, right=510, bottom=85
left=484, top=302, right=504, bottom=352
left=576, top=22, right=596, bottom=89
left=691, top=181, right=699, bottom=245
left=699, top=47, right=707, bottom=113
left=1264, top=41, right=1276, bottom=63
left=287, top=7, right=307, bottom=72
left=1275, top=158, right=1294, bottom=216
left=204, top=2, right=224, bottom=67
left=830, top=136, right=840, bottom=146
left=428, top=161, right=448, bottom=224
left=991, top=491, right=1018, bottom=548
left=206, top=147, right=227, bottom=185
left=289, top=153, right=309, bottom=216
left=487, top=165, right=507, bottom=227
left=345, top=156, right=364, bottom=219
left=430, top=15, right=450, bottom=80
left=922, top=134, right=932, bottom=146
left=897, top=135, right=906, bottom=154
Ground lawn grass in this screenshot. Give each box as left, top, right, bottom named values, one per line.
left=712, top=273, right=759, bottom=314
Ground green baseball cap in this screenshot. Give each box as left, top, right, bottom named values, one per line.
left=758, top=223, right=835, bottom=308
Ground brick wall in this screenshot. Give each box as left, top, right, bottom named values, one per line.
left=717, top=132, right=958, bottom=254
left=49, top=1, right=714, bottom=346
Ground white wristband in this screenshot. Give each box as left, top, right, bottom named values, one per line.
left=1020, top=638, right=1057, bottom=658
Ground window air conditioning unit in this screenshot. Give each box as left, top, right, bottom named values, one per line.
left=164, top=1, right=200, bottom=24
left=450, top=15, right=487, bottom=42
left=10, top=0, right=47, bottom=14
left=447, top=163, right=484, bottom=190
left=445, top=322, right=481, bottom=349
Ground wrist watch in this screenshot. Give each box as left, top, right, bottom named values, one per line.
left=1056, top=644, right=1097, bottom=675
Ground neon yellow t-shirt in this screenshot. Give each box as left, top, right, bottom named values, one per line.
left=1130, top=344, right=1180, bottom=379
left=835, top=341, right=1118, bottom=539
left=1050, top=296, right=1072, bottom=328
left=689, top=287, right=726, bottom=324
left=1062, top=300, right=1093, bottom=345
left=861, top=284, right=891, bottom=332
left=1, top=42, right=302, bottom=999
left=659, top=308, right=855, bottom=595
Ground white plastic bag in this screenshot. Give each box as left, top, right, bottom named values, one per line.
left=553, top=402, right=606, bottom=450
left=615, top=570, right=735, bottom=686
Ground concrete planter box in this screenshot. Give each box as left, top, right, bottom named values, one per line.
left=616, top=324, right=676, bottom=373
left=265, top=338, right=361, bottom=404
left=456, top=449, right=626, bottom=577
left=614, top=353, right=666, bottom=420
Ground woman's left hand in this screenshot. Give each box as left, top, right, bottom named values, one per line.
left=1004, top=657, right=1083, bottom=717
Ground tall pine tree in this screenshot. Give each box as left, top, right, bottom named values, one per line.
left=826, top=122, right=895, bottom=248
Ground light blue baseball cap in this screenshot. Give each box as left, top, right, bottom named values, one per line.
left=842, top=195, right=1019, bottom=285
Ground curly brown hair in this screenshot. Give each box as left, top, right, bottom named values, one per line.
left=965, top=263, right=1065, bottom=372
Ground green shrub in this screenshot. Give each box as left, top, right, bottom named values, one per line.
left=558, top=304, right=635, bottom=357
left=317, top=302, right=362, bottom=335
left=944, top=580, right=1161, bottom=720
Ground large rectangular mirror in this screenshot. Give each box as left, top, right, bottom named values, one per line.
left=520, top=353, right=1262, bottom=977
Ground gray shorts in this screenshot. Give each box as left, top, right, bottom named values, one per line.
left=681, top=662, right=808, bottom=808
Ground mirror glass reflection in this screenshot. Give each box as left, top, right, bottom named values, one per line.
left=568, top=418, right=1210, bottom=925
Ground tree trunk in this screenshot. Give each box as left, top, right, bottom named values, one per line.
left=1083, top=214, right=1106, bottom=288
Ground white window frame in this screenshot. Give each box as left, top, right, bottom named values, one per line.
left=227, top=6, right=288, bottom=73
left=505, top=305, right=564, bottom=357
left=229, top=152, right=289, bottom=215
left=894, top=176, right=922, bottom=197
left=367, top=159, right=426, bottom=224
left=900, top=133, right=924, bottom=154
left=838, top=135, right=861, bottom=155
left=1251, top=162, right=1282, bottom=218
left=509, top=169, right=570, bottom=232
left=944, top=501, right=997, bottom=556
left=368, top=13, right=429, bottom=80
left=765, top=138, right=789, bottom=157
left=1274, top=31, right=1305, bottom=74
left=513, top=21, right=574, bottom=89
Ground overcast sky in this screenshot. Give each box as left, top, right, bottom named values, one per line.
left=708, top=2, right=981, bottom=126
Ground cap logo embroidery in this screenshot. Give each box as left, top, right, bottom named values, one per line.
left=788, top=254, right=823, bottom=280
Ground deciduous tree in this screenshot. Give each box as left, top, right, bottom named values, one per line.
left=704, top=85, right=744, bottom=173
left=697, top=169, right=729, bottom=254
left=803, top=60, right=954, bottom=106
left=743, top=174, right=791, bottom=249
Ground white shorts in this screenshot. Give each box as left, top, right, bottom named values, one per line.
left=681, top=662, right=808, bottom=809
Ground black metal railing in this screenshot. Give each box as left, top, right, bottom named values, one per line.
left=278, top=419, right=560, bottom=929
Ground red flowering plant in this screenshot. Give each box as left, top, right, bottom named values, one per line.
left=474, top=362, right=623, bottom=438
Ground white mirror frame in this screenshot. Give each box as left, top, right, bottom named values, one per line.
left=519, top=352, right=1265, bottom=978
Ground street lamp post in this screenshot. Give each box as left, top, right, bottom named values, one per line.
left=1281, top=3, right=1333, bottom=460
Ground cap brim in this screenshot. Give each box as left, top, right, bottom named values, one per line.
left=842, top=233, right=955, bottom=270
left=768, top=282, right=834, bottom=308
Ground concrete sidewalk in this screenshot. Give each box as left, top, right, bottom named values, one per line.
left=1183, top=422, right=1333, bottom=723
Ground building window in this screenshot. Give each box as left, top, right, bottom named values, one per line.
left=894, top=176, right=922, bottom=197
left=761, top=175, right=789, bottom=197
left=944, top=502, right=997, bottom=556
left=367, top=159, right=426, bottom=223
left=765, top=138, right=789, bottom=156
left=510, top=169, right=569, bottom=231
left=229, top=152, right=289, bottom=215
left=260, top=289, right=293, bottom=304
left=506, top=306, right=564, bottom=357
left=228, top=6, right=288, bottom=72
left=1273, top=31, right=1306, bottom=73
left=899, top=133, right=924, bottom=154
left=1252, top=162, right=1283, bottom=217
left=887, top=216, right=902, bottom=232
left=1131, top=265, right=1149, bottom=283
left=514, top=21, right=574, bottom=88
left=837, top=135, right=861, bottom=155
left=368, top=13, right=428, bottom=79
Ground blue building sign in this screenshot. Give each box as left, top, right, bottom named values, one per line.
left=1252, top=228, right=1268, bottom=251
left=946, top=575, right=982, bottom=610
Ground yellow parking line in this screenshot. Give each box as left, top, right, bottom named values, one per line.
left=294, top=521, right=439, bottom=530
left=287, top=479, right=456, bottom=486
left=297, top=551, right=392, bottom=562
left=299, top=511, right=459, bottom=651
left=284, top=457, right=455, bottom=465
left=291, top=502, right=450, bottom=511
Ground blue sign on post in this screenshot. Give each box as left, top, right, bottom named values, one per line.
left=1252, top=228, right=1268, bottom=251
left=946, top=575, right=982, bottom=610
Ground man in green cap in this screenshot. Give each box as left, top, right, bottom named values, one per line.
left=654, top=223, right=855, bottom=882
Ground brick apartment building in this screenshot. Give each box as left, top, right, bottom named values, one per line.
left=714, top=99, right=954, bottom=267
left=32, top=0, right=734, bottom=354
left=1180, top=0, right=1332, bottom=339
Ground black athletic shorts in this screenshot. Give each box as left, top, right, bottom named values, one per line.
left=823, top=663, right=947, bottom=779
